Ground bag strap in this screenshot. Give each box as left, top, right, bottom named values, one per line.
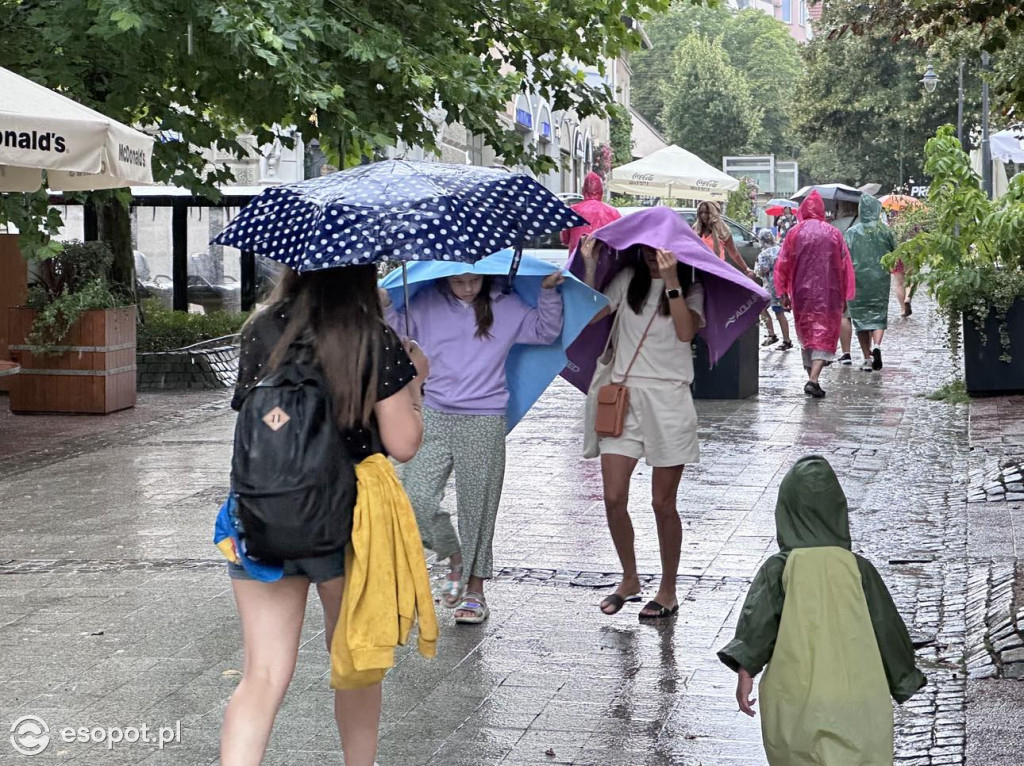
left=621, top=307, right=660, bottom=382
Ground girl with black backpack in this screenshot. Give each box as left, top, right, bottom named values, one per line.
left=221, top=265, right=427, bottom=766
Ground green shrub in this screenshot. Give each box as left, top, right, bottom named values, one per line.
left=25, top=240, right=128, bottom=354
left=137, top=300, right=249, bottom=352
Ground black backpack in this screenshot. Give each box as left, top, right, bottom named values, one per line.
left=231, top=356, right=355, bottom=561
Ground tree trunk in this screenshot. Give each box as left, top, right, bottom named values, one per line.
left=98, top=200, right=136, bottom=302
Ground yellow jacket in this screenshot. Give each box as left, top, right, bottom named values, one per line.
left=330, top=455, right=438, bottom=689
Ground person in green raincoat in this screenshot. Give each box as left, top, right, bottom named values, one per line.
left=844, top=195, right=897, bottom=372
left=718, top=456, right=926, bottom=766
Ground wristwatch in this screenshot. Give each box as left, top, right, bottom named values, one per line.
left=665, top=286, right=683, bottom=300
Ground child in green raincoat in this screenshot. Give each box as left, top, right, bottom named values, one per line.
left=718, top=456, right=926, bottom=765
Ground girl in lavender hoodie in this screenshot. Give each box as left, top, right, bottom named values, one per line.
left=382, top=271, right=564, bottom=623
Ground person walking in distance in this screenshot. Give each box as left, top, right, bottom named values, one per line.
left=580, top=237, right=705, bottom=620
left=561, top=172, right=622, bottom=256
left=221, top=266, right=427, bottom=766
left=753, top=229, right=793, bottom=351
left=845, top=195, right=897, bottom=372
left=383, top=270, right=564, bottom=624
left=774, top=191, right=855, bottom=398
left=693, top=200, right=755, bottom=278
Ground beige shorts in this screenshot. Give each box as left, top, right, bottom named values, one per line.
left=599, top=381, right=700, bottom=467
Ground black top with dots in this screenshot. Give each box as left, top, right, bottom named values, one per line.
left=232, top=305, right=417, bottom=460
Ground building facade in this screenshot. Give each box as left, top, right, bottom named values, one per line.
left=729, top=0, right=813, bottom=42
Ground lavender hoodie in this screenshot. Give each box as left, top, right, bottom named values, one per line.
left=385, top=285, right=563, bottom=416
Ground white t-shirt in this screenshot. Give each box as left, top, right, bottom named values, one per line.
left=604, top=268, right=706, bottom=385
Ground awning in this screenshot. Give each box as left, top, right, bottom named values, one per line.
left=607, top=145, right=740, bottom=201
left=0, top=66, right=155, bottom=192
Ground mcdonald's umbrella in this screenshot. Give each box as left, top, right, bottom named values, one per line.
left=606, top=145, right=740, bottom=201
left=379, top=249, right=608, bottom=430
left=214, top=160, right=586, bottom=274
left=0, top=66, right=154, bottom=192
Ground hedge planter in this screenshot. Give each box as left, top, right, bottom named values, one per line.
left=7, top=306, right=137, bottom=414
left=963, top=298, right=1024, bottom=396
left=692, top=323, right=760, bottom=400
left=137, top=336, right=239, bottom=391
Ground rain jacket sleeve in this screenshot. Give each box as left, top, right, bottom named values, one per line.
left=773, top=232, right=796, bottom=299
left=840, top=237, right=856, bottom=303
left=513, top=286, right=564, bottom=345
left=718, top=553, right=788, bottom=676
left=856, top=556, right=927, bottom=703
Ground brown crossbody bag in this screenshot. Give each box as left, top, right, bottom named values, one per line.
left=594, top=309, right=659, bottom=438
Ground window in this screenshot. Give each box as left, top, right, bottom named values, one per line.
left=781, top=0, right=792, bottom=23
left=800, top=0, right=808, bottom=25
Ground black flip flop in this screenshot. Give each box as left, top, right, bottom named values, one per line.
left=599, top=594, right=641, bottom=615
left=638, top=600, right=680, bottom=620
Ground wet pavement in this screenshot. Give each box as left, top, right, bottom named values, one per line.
left=1, top=292, right=1022, bottom=765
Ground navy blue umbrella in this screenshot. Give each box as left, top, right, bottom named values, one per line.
left=213, top=160, right=586, bottom=275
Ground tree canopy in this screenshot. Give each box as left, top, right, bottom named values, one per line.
left=661, top=34, right=763, bottom=165
left=796, top=0, right=984, bottom=189
left=631, top=4, right=803, bottom=160
left=0, top=0, right=673, bottom=196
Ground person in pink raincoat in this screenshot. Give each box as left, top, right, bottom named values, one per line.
left=560, top=172, right=622, bottom=256
left=774, top=191, right=855, bottom=399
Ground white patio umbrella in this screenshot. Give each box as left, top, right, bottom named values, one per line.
left=607, top=145, right=740, bottom=201
left=0, top=66, right=154, bottom=192
left=990, top=128, right=1024, bottom=164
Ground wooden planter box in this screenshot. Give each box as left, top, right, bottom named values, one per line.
left=963, top=298, right=1024, bottom=396
left=0, top=234, right=28, bottom=394
left=8, top=306, right=137, bottom=414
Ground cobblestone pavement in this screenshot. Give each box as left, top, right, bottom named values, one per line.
left=0, top=292, right=1019, bottom=765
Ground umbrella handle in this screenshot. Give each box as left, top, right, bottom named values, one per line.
left=401, top=262, right=411, bottom=339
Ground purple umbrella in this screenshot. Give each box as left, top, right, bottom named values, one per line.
left=561, top=206, right=769, bottom=392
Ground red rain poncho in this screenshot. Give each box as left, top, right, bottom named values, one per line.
left=560, top=173, right=622, bottom=255
left=774, top=191, right=855, bottom=353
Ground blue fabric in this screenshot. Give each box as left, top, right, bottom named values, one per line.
left=213, top=494, right=284, bottom=582
left=213, top=160, right=585, bottom=272
left=380, top=250, right=608, bottom=431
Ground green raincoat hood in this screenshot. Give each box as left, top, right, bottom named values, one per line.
left=775, top=456, right=851, bottom=551
left=858, top=194, right=882, bottom=225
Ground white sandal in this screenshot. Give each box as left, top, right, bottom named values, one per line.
left=454, top=591, right=489, bottom=624
left=438, top=563, right=464, bottom=608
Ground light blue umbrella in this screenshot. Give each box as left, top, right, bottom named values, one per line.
left=380, top=249, right=608, bottom=431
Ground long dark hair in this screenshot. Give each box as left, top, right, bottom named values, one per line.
left=439, top=276, right=494, bottom=339
left=624, top=247, right=695, bottom=316
left=261, top=265, right=383, bottom=429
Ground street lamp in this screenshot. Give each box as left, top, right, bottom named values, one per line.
left=920, top=64, right=939, bottom=93
left=920, top=57, right=993, bottom=199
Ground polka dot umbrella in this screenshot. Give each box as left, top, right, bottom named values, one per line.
left=213, top=160, right=586, bottom=277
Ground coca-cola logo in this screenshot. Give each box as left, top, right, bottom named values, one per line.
left=694, top=179, right=720, bottom=189
left=631, top=172, right=656, bottom=184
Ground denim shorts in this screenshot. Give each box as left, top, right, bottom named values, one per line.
left=227, top=547, right=347, bottom=584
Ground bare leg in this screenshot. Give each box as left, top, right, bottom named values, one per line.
left=872, top=329, right=885, bottom=346
left=894, top=272, right=908, bottom=312
left=840, top=316, right=852, bottom=355
left=318, top=577, right=382, bottom=766
left=856, top=330, right=873, bottom=360
left=776, top=312, right=791, bottom=342
left=221, top=577, right=309, bottom=766
left=808, top=359, right=826, bottom=384
left=639, top=465, right=685, bottom=616
left=600, top=453, right=642, bottom=611
left=761, top=310, right=776, bottom=339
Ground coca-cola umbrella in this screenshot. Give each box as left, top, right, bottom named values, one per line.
left=562, top=206, right=769, bottom=392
